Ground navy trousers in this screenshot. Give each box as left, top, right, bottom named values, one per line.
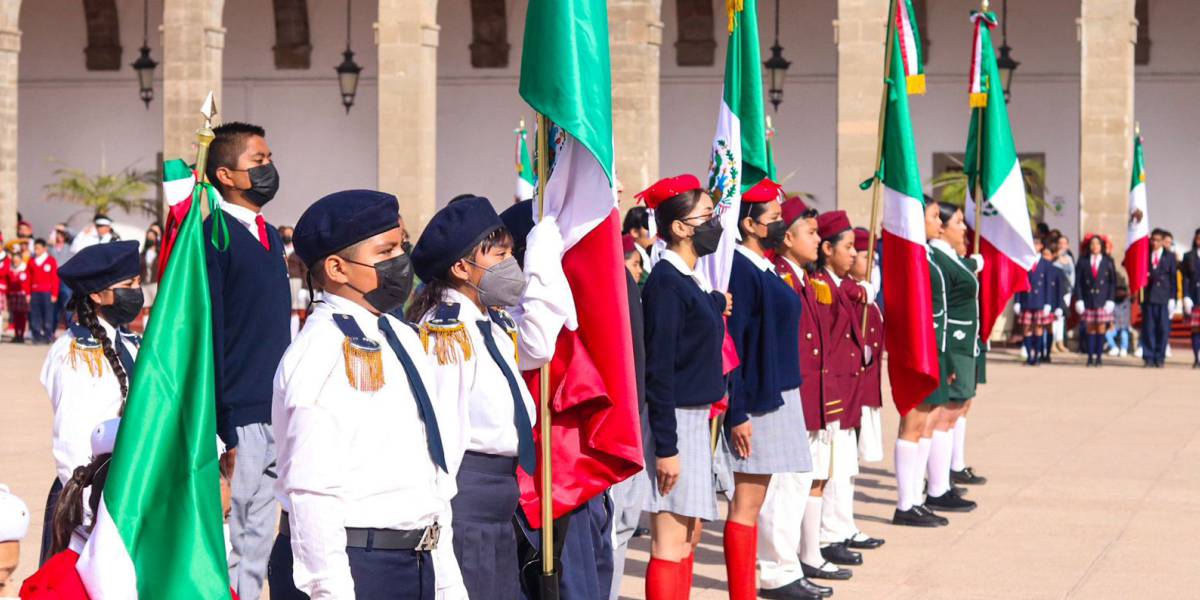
left=518, top=494, right=615, bottom=600
left=267, top=533, right=434, bottom=599
left=1142, top=302, right=1170, bottom=364
left=29, top=292, right=54, bottom=343
left=452, top=452, right=522, bottom=600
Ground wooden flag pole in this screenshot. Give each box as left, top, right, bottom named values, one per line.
left=861, top=0, right=899, bottom=339
left=973, top=0, right=989, bottom=253
left=534, top=112, right=555, bottom=578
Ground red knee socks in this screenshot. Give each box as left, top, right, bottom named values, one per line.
left=681, top=552, right=694, bottom=599
left=646, top=557, right=681, bottom=600
left=723, top=521, right=757, bottom=600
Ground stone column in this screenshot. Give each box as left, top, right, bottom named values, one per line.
left=609, top=0, right=662, bottom=213
left=162, top=0, right=225, bottom=162
left=834, top=0, right=889, bottom=229
left=1078, top=0, right=1136, bottom=255
left=377, top=0, right=439, bottom=233
left=0, top=0, right=20, bottom=240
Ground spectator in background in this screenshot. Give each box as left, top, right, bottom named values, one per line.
left=6, top=249, right=30, bottom=343
left=1105, top=282, right=1133, bottom=357
left=15, top=221, right=35, bottom=257
left=140, top=224, right=162, bottom=318
left=48, top=226, right=75, bottom=332
left=70, top=213, right=120, bottom=253
left=278, top=225, right=309, bottom=338
left=1051, top=232, right=1075, bottom=353
left=622, top=206, right=660, bottom=277
left=27, top=239, right=60, bottom=344
left=0, top=243, right=9, bottom=339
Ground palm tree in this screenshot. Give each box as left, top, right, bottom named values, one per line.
left=43, top=164, right=157, bottom=217
left=929, top=156, right=1053, bottom=224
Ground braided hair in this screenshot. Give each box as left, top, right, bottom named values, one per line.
left=50, top=453, right=111, bottom=555
left=70, top=294, right=130, bottom=401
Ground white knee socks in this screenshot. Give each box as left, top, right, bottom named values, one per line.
left=915, top=437, right=932, bottom=503
left=927, top=430, right=953, bottom=497
left=951, top=417, right=968, bottom=472
left=894, top=439, right=919, bottom=511
left=799, top=496, right=824, bottom=567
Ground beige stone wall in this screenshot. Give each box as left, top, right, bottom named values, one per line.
left=1078, top=0, right=1136, bottom=256
left=162, top=0, right=225, bottom=163
left=0, top=0, right=19, bottom=240
left=377, top=0, right=439, bottom=234
left=835, top=0, right=889, bottom=231
left=610, top=0, right=662, bottom=212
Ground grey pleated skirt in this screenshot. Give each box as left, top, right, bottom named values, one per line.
left=722, top=387, right=813, bottom=475
left=643, top=406, right=720, bottom=521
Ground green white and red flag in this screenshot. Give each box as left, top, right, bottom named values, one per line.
left=1123, top=132, right=1150, bottom=295
left=963, top=9, right=1037, bottom=340
left=895, top=0, right=926, bottom=95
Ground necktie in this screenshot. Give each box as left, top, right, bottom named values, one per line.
left=377, top=316, right=448, bottom=472
left=476, top=321, right=537, bottom=474
left=112, top=332, right=136, bottom=381
left=1153, top=253, right=1159, bottom=269
left=254, top=214, right=271, bottom=251
left=1092, top=257, right=1099, bottom=277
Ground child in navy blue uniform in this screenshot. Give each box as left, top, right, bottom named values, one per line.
left=1141, top=229, right=1178, bottom=368
left=1074, top=234, right=1117, bottom=367
left=1013, top=237, right=1055, bottom=366
left=1183, top=228, right=1200, bottom=368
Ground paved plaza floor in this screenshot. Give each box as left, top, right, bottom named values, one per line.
left=3, top=342, right=1198, bottom=598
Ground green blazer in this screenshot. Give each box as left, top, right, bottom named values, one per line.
left=928, top=246, right=948, bottom=352
left=929, top=240, right=980, bottom=357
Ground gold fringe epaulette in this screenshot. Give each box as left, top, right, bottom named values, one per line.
left=812, top=279, right=833, bottom=305
left=67, top=339, right=106, bottom=378
left=781, top=272, right=794, bottom=288
left=342, top=337, right=384, bottom=392
left=421, top=320, right=474, bottom=366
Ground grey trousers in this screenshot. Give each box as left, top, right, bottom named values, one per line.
left=228, top=423, right=278, bottom=600
left=608, top=470, right=649, bottom=600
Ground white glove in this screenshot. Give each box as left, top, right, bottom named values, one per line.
left=1013, top=303, right=1021, bottom=314
left=1075, top=300, right=1085, bottom=315
left=1042, top=304, right=1052, bottom=315
left=1186, top=297, right=1195, bottom=313
left=1104, top=300, right=1115, bottom=314
left=970, top=253, right=985, bottom=273
left=1055, top=308, right=1064, bottom=318
left=858, top=280, right=877, bottom=303
left=1168, top=299, right=1177, bottom=315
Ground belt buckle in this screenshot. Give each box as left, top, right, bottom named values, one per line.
left=416, top=523, right=440, bottom=551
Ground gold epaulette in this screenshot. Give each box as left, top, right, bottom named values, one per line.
left=781, top=272, right=794, bottom=288
left=812, top=279, right=833, bottom=305
left=342, top=337, right=384, bottom=392
left=420, top=320, right=473, bottom=366
left=67, top=338, right=106, bottom=378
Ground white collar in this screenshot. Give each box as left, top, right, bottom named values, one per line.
left=1153, top=248, right=1162, bottom=259
left=1091, top=254, right=1101, bottom=264
left=34, top=253, right=47, bottom=265
left=661, top=249, right=709, bottom=291
left=929, top=238, right=956, bottom=257
left=319, top=292, right=383, bottom=328
left=735, top=245, right=774, bottom=272
left=781, top=256, right=806, bottom=286
left=441, top=287, right=487, bottom=322
left=221, top=201, right=261, bottom=227
left=823, top=267, right=843, bottom=287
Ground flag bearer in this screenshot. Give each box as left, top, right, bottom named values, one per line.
left=38, top=241, right=143, bottom=564
left=1013, top=238, right=1054, bottom=366
left=1074, top=234, right=1117, bottom=367
left=268, top=190, right=461, bottom=600
left=1141, top=229, right=1178, bottom=368
left=634, top=175, right=729, bottom=600
left=757, top=198, right=840, bottom=600
left=722, top=179, right=811, bottom=600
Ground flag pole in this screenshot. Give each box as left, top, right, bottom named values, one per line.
left=861, top=0, right=898, bottom=338
left=534, top=112, right=555, bottom=580
left=972, top=0, right=989, bottom=254
left=194, top=92, right=218, bottom=214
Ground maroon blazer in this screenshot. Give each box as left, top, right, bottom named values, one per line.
left=813, top=269, right=865, bottom=429
left=842, top=278, right=884, bottom=410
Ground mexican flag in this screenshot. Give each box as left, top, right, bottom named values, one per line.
left=699, top=0, right=768, bottom=293
left=516, top=0, right=643, bottom=527
left=77, top=173, right=230, bottom=596
left=879, top=0, right=939, bottom=416
left=1123, top=132, right=1150, bottom=296
left=154, top=159, right=197, bottom=282
left=963, top=10, right=1037, bottom=340
left=515, top=122, right=536, bottom=201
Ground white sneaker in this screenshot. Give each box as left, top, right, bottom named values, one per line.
left=1019, top=346, right=1028, bottom=359
left=1119, top=348, right=1129, bottom=357
left=1166, top=346, right=1173, bottom=358
left=1135, top=347, right=1144, bottom=358
left=1108, top=347, right=1120, bottom=356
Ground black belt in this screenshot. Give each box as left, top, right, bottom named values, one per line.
left=279, top=512, right=440, bottom=551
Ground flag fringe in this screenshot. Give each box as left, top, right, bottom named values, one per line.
left=969, top=92, right=988, bottom=108
left=907, top=74, right=926, bottom=95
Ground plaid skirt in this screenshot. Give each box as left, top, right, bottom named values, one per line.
left=644, top=406, right=719, bottom=521
left=722, top=388, right=812, bottom=475
left=1190, top=308, right=1200, bottom=328
left=1018, top=310, right=1055, bottom=326
left=1082, top=308, right=1113, bottom=325
left=6, top=292, right=27, bottom=313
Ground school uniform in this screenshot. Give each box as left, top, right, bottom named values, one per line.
left=1014, top=257, right=1055, bottom=327
left=1142, top=248, right=1178, bottom=366
left=810, top=268, right=864, bottom=480
left=923, top=245, right=951, bottom=406
left=1183, top=248, right=1200, bottom=365
left=6, top=261, right=30, bottom=341
left=1074, top=253, right=1117, bottom=364
left=28, top=253, right=60, bottom=344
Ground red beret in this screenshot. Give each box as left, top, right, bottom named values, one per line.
left=621, top=234, right=637, bottom=256
left=781, top=196, right=811, bottom=227
left=635, top=174, right=701, bottom=209
left=816, top=210, right=852, bottom=241
left=742, top=178, right=783, bottom=204
left=853, top=227, right=871, bottom=252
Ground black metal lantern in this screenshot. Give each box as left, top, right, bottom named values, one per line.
left=131, top=0, right=157, bottom=108
left=996, top=0, right=1019, bottom=102
left=763, top=0, right=791, bottom=111
left=336, top=0, right=363, bottom=113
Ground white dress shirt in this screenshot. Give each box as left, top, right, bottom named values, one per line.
left=40, top=316, right=132, bottom=485
left=220, top=201, right=265, bottom=238
left=421, top=288, right=537, bottom=463
left=735, top=244, right=775, bottom=273
left=272, top=294, right=462, bottom=599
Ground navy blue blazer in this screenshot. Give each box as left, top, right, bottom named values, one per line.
left=1183, top=249, right=1200, bottom=305
left=1145, top=250, right=1178, bottom=305
left=1015, top=257, right=1054, bottom=310
left=1074, top=254, right=1117, bottom=309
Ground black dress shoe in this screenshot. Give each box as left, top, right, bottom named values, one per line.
left=925, top=489, right=977, bottom=512
left=799, top=578, right=833, bottom=597
left=914, top=504, right=950, bottom=526
left=801, top=561, right=852, bottom=581
left=951, top=466, right=988, bottom=485
left=845, top=534, right=885, bottom=550
left=760, top=579, right=822, bottom=600
left=891, top=507, right=941, bottom=527
left=820, top=543, right=862, bottom=566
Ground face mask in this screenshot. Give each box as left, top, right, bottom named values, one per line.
left=101, top=287, right=145, bottom=326
left=281, top=236, right=293, bottom=245
left=346, top=254, right=415, bottom=314
left=238, top=163, right=280, bottom=207
left=468, top=256, right=528, bottom=308
left=690, top=218, right=724, bottom=258
left=761, top=221, right=788, bottom=250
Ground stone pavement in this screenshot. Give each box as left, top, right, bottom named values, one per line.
left=3, top=342, right=1199, bottom=598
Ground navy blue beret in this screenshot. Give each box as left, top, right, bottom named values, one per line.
left=293, top=189, right=400, bottom=266
left=411, top=195, right=501, bottom=282
left=500, top=199, right=534, bottom=265
left=59, top=240, right=141, bottom=295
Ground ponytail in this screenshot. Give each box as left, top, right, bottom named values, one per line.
left=50, top=454, right=111, bottom=555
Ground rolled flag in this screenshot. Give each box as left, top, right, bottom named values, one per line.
left=963, top=8, right=1037, bottom=341
left=515, top=121, right=536, bottom=201
left=878, top=0, right=939, bottom=416
left=516, top=0, right=643, bottom=528
left=1123, top=131, right=1150, bottom=296
left=154, top=159, right=198, bottom=282
left=896, top=0, right=926, bottom=95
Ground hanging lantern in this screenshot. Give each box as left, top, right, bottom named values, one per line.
left=130, top=0, right=157, bottom=108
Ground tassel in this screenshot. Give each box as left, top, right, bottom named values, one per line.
left=67, top=341, right=106, bottom=378
left=969, top=92, right=988, bottom=108
left=812, top=279, right=833, bottom=305
left=421, top=321, right=474, bottom=365
left=781, top=272, right=794, bottom=287
left=725, top=0, right=743, bottom=33
left=509, top=329, right=520, bottom=363
left=907, top=74, right=926, bottom=95
left=342, top=338, right=384, bottom=392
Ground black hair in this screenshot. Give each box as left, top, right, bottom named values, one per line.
left=816, top=229, right=851, bottom=269
left=622, top=206, right=650, bottom=234
left=653, top=189, right=705, bottom=245
left=206, top=122, right=267, bottom=194
left=1193, top=227, right=1200, bottom=250
left=69, top=294, right=130, bottom=401
left=34, top=237, right=47, bottom=247
left=1036, top=222, right=1051, bottom=237
left=51, top=453, right=111, bottom=556
left=405, top=227, right=514, bottom=322
left=936, top=202, right=961, bottom=226
left=737, top=201, right=771, bottom=238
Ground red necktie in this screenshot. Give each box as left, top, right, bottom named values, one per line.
left=1152, top=253, right=1159, bottom=269
left=255, top=214, right=270, bottom=251
left=1091, top=258, right=1099, bottom=278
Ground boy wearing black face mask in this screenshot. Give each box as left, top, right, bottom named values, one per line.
left=267, top=190, right=461, bottom=599
left=204, top=121, right=292, bottom=600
